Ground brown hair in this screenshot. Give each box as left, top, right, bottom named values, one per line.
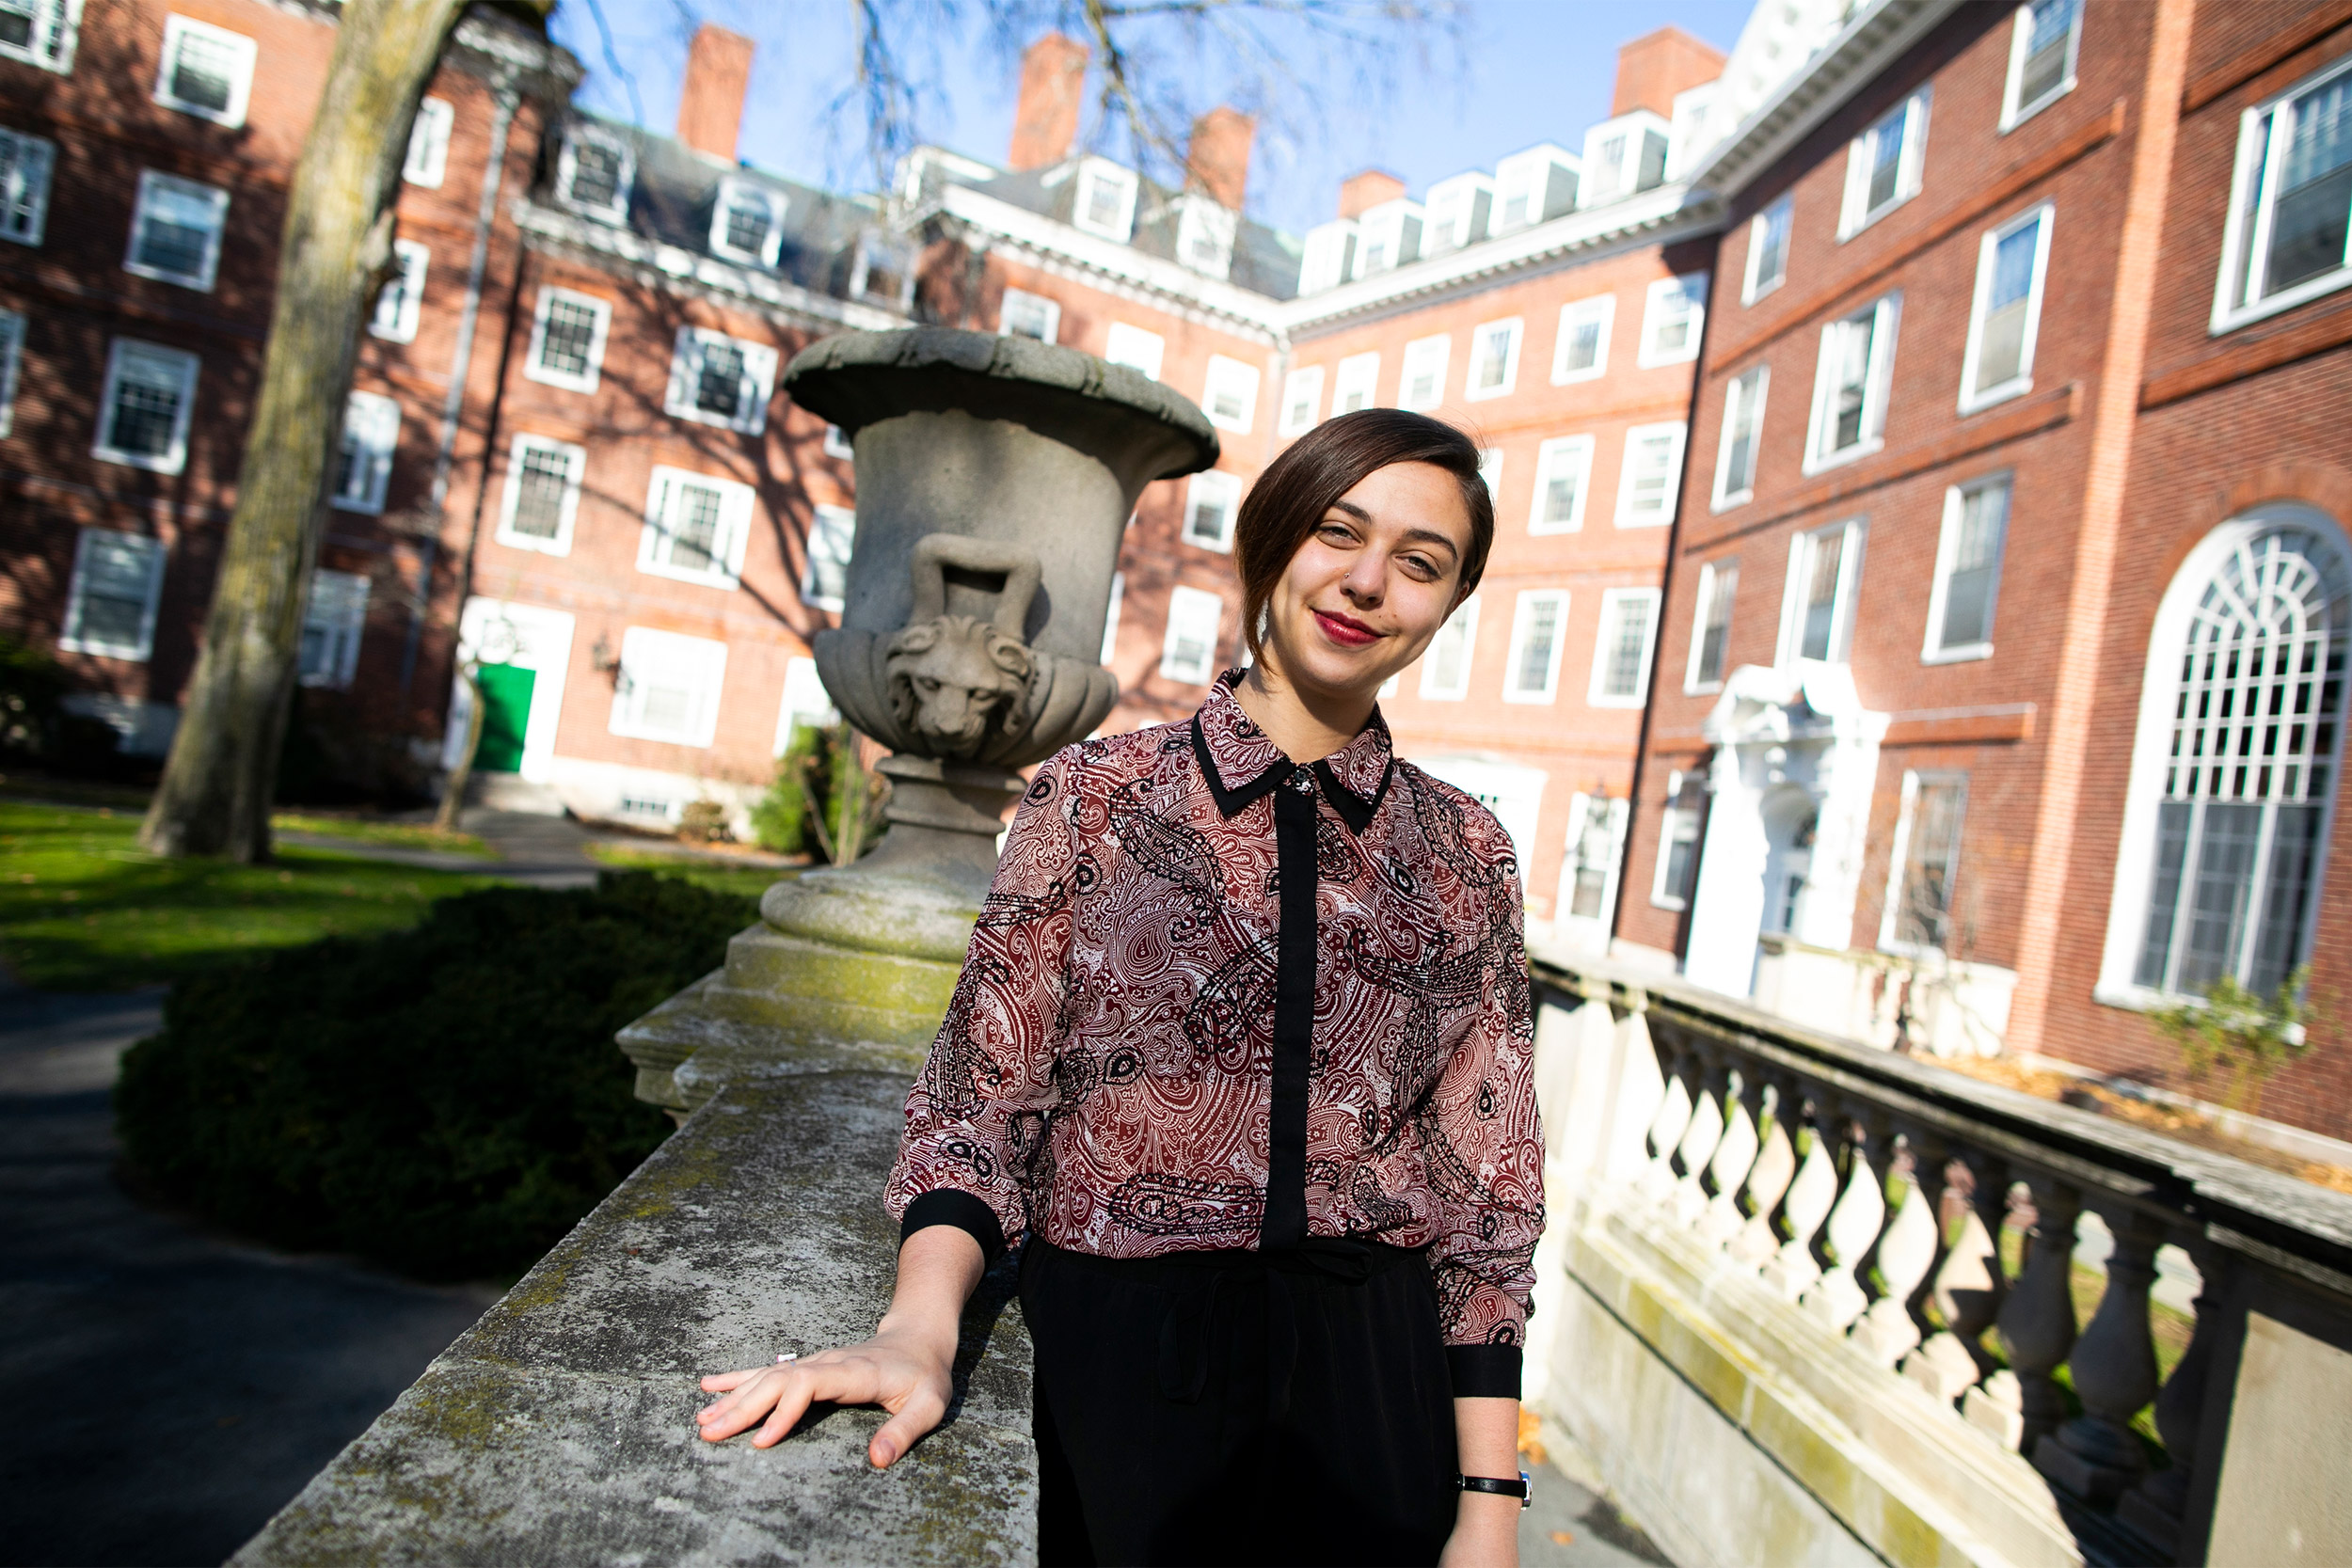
left=1232, top=408, right=1495, bottom=657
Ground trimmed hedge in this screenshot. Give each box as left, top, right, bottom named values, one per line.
left=116, top=872, right=755, bottom=1280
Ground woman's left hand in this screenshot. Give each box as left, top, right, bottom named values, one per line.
left=1438, top=1491, right=1520, bottom=1567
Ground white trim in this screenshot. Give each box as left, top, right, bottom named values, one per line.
left=1104, top=322, right=1165, bottom=380
left=556, top=123, right=635, bottom=225
left=0, top=308, right=23, bottom=439
left=154, top=15, right=255, bottom=128
left=2209, top=54, right=2352, bottom=334
left=1776, top=517, right=1867, bottom=666
left=331, top=390, right=400, bottom=515
left=58, top=527, right=166, bottom=660
left=1331, top=352, right=1379, bottom=414
left=1741, top=194, right=1792, bottom=304
left=1879, top=768, right=1970, bottom=957
left=0, top=125, right=56, bottom=245
left=1351, top=198, right=1424, bottom=278
left=1159, top=584, right=1224, bottom=685
left=1184, top=468, right=1244, bottom=553
left=1464, top=316, right=1524, bottom=402
left=1589, top=587, right=1661, bottom=707
left=1297, top=219, right=1357, bottom=294
left=525, top=286, right=612, bottom=394
left=803, top=502, right=856, bottom=611
left=446, top=597, right=574, bottom=782
left=1424, top=170, right=1496, bottom=250
left=1071, top=159, right=1139, bottom=242
left=1650, top=769, right=1703, bottom=911
left=123, top=169, right=229, bottom=292
left=1614, top=420, right=1687, bottom=528
left=1174, top=195, right=1237, bottom=280
left=823, top=424, right=853, bottom=461
left=1478, top=448, right=1504, bottom=502
left=1999, top=0, right=2083, bottom=132
left=1100, top=572, right=1124, bottom=667
left=1711, top=364, right=1769, bottom=510
left=1502, top=589, right=1569, bottom=704
left=369, top=239, right=429, bottom=343
left=999, top=286, right=1062, bottom=344
left=1957, top=203, right=2054, bottom=413
left=637, top=465, right=755, bottom=588
left=92, top=338, right=198, bottom=474
left=1398, top=334, right=1450, bottom=412
left=1418, top=594, right=1479, bottom=701
left=1636, top=272, right=1708, bottom=367
left=664, top=325, right=779, bottom=435
left=404, top=97, right=454, bottom=188
left=298, top=569, right=371, bottom=689
left=1921, top=471, right=2010, bottom=662
left=1529, top=436, right=1594, bottom=534
left=1803, top=292, right=1901, bottom=472
left=708, top=178, right=786, bottom=269
left=609, top=626, right=728, bottom=750
left=1200, top=355, right=1260, bottom=434
left=1837, top=86, right=1931, bottom=239
left=1279, top=365, right=1324, bottom=436
left=1684, top=557, right=1739, bottom=694
left=1558, top=792, right=1630, bottom=937
left=1551, top=293, right=1614, bottom=384
left=495, top=433, right=586, bottom=555
left=0, top=0, right=78, bottom=72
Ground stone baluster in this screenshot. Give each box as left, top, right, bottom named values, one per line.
left=2035, top=1206, right=2162, bottom=1505
left=1696, top=1063, right=1763, bottom=1252
left=1670, top=1050, right=1727, bottom=1227
left=1905, top=1151, right=2008, bottom=1404
left=1636, top=1040, right=1694, bottom=1205
left=1761, top=1082, right=1838, bottom=1301
left=1729, top=1075, right=1797, bottom=1272
left=2117, top=1238, right=2221, bottom=1560
left=1851, top=1127, right=1942, bottom=1367
left=1803, top=1103, right=1887, bottom=1332
left=1974, top=1177, right=2080, bottom=1452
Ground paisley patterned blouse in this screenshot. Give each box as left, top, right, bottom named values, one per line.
left=887, top=672, right=1545, bottom=1393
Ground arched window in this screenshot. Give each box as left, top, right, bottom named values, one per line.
left=2106, top=512, right=2348, bottom=1003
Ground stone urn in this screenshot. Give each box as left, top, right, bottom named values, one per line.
left=619, top=328, right=1219, bottom=1111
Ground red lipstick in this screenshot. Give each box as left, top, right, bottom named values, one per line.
left=1313, top=609, right=1380, bottom=648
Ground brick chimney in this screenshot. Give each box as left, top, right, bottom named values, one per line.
left=1338, top=169, right=1406, bottom=220
left=1185, top=106, right=1254, bottom=210
left=676, top=23, right=755, bottom=161
left=1009, top=33, right=1089, bottom=170
left=1612, top=25, right=1726, bottom=119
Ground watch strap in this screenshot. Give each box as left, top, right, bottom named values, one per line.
left=1456, top=1471, right=1532, bottom=1508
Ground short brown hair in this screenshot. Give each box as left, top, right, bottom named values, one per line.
left=1232, top=408, right=1495, bottom=657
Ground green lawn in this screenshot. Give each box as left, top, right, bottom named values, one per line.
left=586, top=843, right=792, bottom=901
left=270, top=812, right=496, bottom=858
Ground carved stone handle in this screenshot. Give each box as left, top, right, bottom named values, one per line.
left=906, top=534, right=1042, bottom=639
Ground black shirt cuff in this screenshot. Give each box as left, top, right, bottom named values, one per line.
left=900, top=1189, right=1007, bottom=1264
left=1446, top=1344, right=1523, bottom=1400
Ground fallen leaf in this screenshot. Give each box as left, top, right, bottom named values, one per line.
left=1550, top=1530, right=1575, bottom=1545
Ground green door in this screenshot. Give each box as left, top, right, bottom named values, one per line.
left=474, top=663, right=535, bottom=773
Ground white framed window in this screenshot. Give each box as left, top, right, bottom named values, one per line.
left=639, top=467, right=755, bottom=588
left=1176, top=197, right=1237, bottom=279
left=1552, top=294, right=1614, bottom=384
left=850, top=234, right=912, bottom=308
left=1777, top=517, right=1867, bottom=665
left=1713, top=366, right=1768, bottom=508
left=1590, top=589, right=1660, bottom=708
left=2101, top=512, right=2348, bottom=1006
left=1881, top=770, right=1969, bottom=955
left=60, top=528, right=166, bottom=660
left=1502, top=590, right=1568, bottom=704
left=803, top=503, right=855, bottom=611
left=999, top=287, right=1061, bottom=343
left=0, top=126, right=56, bottom=245
left=1493, top=146, right=1577, bottom=231
left=1560, top=793, right=1629, bottom=929
left=1184, top=468, right=1244, bottom=552
left=1201, top=355, right=1259, bottom=434
left=1924, top=473, right=2010, bottom=661
left=1614, top=421, right=1687, bottom=527
left=155, top=16, right=255, bottom=128
left=1104, top=322, right=1164, bottom=380
left=1651, top=769, right=1704, bottom=911
left=1160, top=584, right=1224, bottom=685
left=1839, top=87, right=1931, bottom=237
left=1423, top=171, right=1493, bottom=250
left=610, top=626, right=728, bottom=749
left=823, top=423, right=854, bottom=460
left=1960, top=204, right=2054, bottom=411
left=527, top=287, right=611, bottom=393
left=0, top=0, right=79, bottom=72
left=1351, top=199, right=1422, bottom=277
left=1804, top=293, right=1900, bottom=470
left=1419, top=594, right=1479, bottom=700
left=1072, top=159, right=1139, bottom=241
left=557, top=124, right=634, bottom=224
left=1743, top=194, right=1791, bottom=303
left=1279, top=366, right=1324, bottom=436
left=1332, top=352, right=1379, bottom=415
left=1100, top=571, right=1123, bottom=666
left=124, top=170, right=229, bottom=291
left=1398, top=335, right=1450, bottom=412
left=370, top=239, right=429, bottom=343
left=495, top=433, right=585, bottom=555
left=2002, top=0, right=2082, bottom=130
left=1297, top=219, right=1356, bottom=294
left=1529, top=436, right=1594, bottom=534
left=0, top=307, right=18, bottom=437
left=93, top=339, right=198, bottom=473
left=2214, top=56, right=2352, bottom=329
left=404, top=97, right=454, bottom=188
left=709, top=178, right=785, bottom=268
left=331, top=391, right=400, bottom=515
left=775, top=655, right=838, bottom=751
left=1465, top=318, right=1523, bottom=402
left=1686, top=558, right=1739, bottom=692
left=299, top=569, right=370, bottom=689
left=1478, top=448, right=1503, bottom=501
left=665, top=326, right=778, bottom=435
left=1637, top=273, right=1708, bottom=368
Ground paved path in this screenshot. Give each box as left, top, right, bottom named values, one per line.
left=1519, top=1418, right=1676, bottom=1567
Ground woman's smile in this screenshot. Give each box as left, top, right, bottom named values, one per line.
left=1312, top=607, right=1382, bottom=647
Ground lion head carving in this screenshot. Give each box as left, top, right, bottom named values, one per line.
left=883, top=613, right=1036, bottom=758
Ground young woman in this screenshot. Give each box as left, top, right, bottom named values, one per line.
left=696, top=409, right=1546, bottom=1568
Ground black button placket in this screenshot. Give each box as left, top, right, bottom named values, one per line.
left=1263, top=767, right=1319, bottom=1252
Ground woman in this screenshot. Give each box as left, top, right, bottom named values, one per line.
left=696, top=409, right=1546, bottom=1568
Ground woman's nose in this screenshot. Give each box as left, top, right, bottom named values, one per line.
left=1341, top=557, right=1386, bottom=605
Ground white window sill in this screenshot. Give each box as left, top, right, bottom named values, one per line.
left=1205, top=417, right=1253, bottom=436
left=330, top=496, right=385, bottom=516
left=1999, top=81, right=2074, bottom=135
left=1741, top=276, right=1784, bottom=308
left=495, top=528, right=571, bottom=557
left=1684, top=679, right=1724, bottom=697
left=2093, top=980, right=2309, bottom=1044
left=1183, top=534, right=1234, bottom=555
left=158, top=96, right=245, bottom=129
left=1635, top=345, right=1700, bottom=371
left=1801, top=437, right=1883, bottom=477
left=1613, top=511, right=1673, bottom=530
left=1958, top=377, right=2032, bottom=417
left=92, top=446, right=185, bottom=475
left=1552, top=365, right=1607, bottom=387
left=710, top=245, right=772, bottom=271
left=665, top=403, right=763, bottom=436
left=1919, top=641, right=1994, bottom=665
left=1837, top=193, right=1915, bottom=243
left=1649, top=895, right=1689, bottom=912
left=610, top=725, right=712, bottom=750
left=122, top=261, right=214, bottom=293
left=2213, top=267, right=2352, bottom=336
left=369, top=322, right=418, bottom=345
left=1711, top=488, right=1753, bottom=514
left=561, top=199, right=629, bottom=227
left=637, top=561, right=741, bottom=591
left=0, top=40, right=70, bottom=73
left=526, top=363, right=599, bottom=396
left=57, top=637, right=152, bottom=661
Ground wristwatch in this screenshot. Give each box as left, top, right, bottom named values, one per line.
left=1456, top=1471, right=1533, bottom=1509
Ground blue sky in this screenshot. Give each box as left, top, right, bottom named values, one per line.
left=548, top=1, right=1756, bottom=236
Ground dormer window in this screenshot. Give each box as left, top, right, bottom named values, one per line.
left=1491, top=146, right=1578, bottom=233
left=1579, top=115, right=1670, bottom=208
left=559, top=126, right=634, bottom=225
left=1351, top=199, right=1422, bottom=278
left=1175, top=197, right=1236, bottom=279
left=1072, top=159, right=1138, bottom=242
left=850, top=234, right=912, bottom=308
left=1423, top=172, right=1494, bottom=250
left=1297, top=219, right=1356, bottom=293
left=710, top=179, right=784, bottom=268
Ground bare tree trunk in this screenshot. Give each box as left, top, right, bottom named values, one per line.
left=432, top=659, right=485, bottom=833
left=139, top=0, right=466, bottom=861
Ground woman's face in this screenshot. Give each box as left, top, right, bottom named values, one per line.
left=1263, top=460, right=1474, bottom=702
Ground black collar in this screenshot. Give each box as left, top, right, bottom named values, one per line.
left=1189, top=714, right=1392, bottom=834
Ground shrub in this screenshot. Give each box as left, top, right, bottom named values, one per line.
left=749, top=721, right=819, bottom=854
left=115, top=871, right=755, bottom=1280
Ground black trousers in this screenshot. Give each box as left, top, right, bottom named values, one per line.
left=1020, top=1237, right=1460, bottom=1568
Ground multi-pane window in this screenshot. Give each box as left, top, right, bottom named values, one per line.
left=1279, top=366, right=1324, bottom=436
left=1591, top=589, right=1660, bottom=706
left=60, top=528, right=167, bottom=660
left=1651, top=769, right=1705, bottom=911
left=1465, top=318, right=1522, bottom=401
left=126, top=171, right=229, bottom=291
left=558, top=126, right=633, bottom=223
left=0, top=307, right=21, bottom=438
left=1503, top=590, right=1567, bottom=703
left=610, top=626, right=728, bottom=748
left=1805, top=293, right=1900, bottom=468
left=1398, top=335, right=1449, bottom=412
left=1159, top=585, right=1224, bottom=685
left=1615, top=421, right=1687, bottom=527
left=1176, top=198, right=1237, bottom=279
left=496, top=434, right=585, bottom=554
left=528, top=287, right=611, bottom=393
left=999, top=287, right=1060, bottom=343
left=1419, top=596, right=1479, bottom=700
left=1883, top=771, right=1968, bottom=953
left=1963, top=205, right=2053, bottom=409
left=1104, top=323, right=1164, bottom=380
left=1200, top=356, right=1259, bottom=434
left=1478, top=449, right=1503, bottom=501
left=2003, top=0, right=2082, bottom=128
left=1927, top=475, right=2010, bottom=659
left=0, top=125, right=55, bottom=245
left=1839, top=87, right=1931, bottom=236
left=1561, top=794, right=1629, bottom=926
left=803, top=503, right=856, bottom=610
left=1072, top=161, right=1138, bottom=241
left=666, top=327, right=779, bottom=435
left=1529, top=436, right=1593, bottom=534
left=332, top=391, right=400, bottom=514
left=404, top=97, right=453, bottom=187
left=1332, top=352, right=1379, bottom=415
left=1687, top=559, right=1739, bottom=691
left=1351, top=200, right=1422, bottom=277
left=155, top=16, right=256, bottom=127
left=1184, top=469, right=1244, bottom=552
left=2215, top=56, right=2352, bottom=327
left=94, top=339, right=199, bottom=473
left=1744, top=194, right=1791, bottom=302
left=709, top=179, right=784, bottom=267
left=0, top=0, right=78, bottom=71
left=852, top=236, right=911, bottom=306
left=370, top=239, right=429, bottom=343
left=1553, top=295, right=1613, bottom=384
left=1713, top=366, right=1767, bottom=507
left=1423, top=172, right=1491, bottom=249
left=299, top=569, right=371, bottom=689
left=1637, top=274, right=1708, bottom=367
left=639, top=467, right=755, bottom=587
left=1779, top=518, right=1866, bottom=665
